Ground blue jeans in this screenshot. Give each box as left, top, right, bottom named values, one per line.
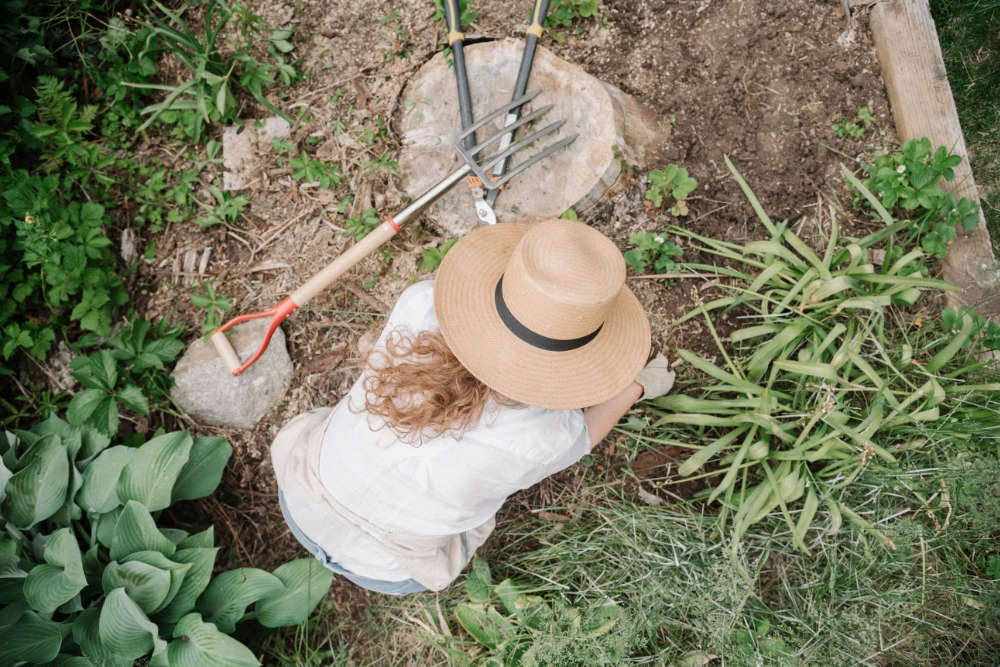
left=278, top=491, right=428, bottom=595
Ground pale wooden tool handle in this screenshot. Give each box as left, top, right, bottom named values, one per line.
left=291, top=220, right=399, bottom=305
left=211, top=330, right=242, bottom=372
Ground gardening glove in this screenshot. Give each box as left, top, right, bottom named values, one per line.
left=636, top=353, right=675, bottom=401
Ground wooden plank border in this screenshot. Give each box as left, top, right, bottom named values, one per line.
left=869, top=0, right=1000, bottom=315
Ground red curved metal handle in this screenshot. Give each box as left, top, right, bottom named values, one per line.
left=213, top=296, right=299, bottom=376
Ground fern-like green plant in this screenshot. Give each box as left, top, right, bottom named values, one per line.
left=31, top=76, right=115, bottom=186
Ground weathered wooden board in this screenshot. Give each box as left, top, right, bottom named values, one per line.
left=396, top=38, right=669, bottom=237
left=871, top=0, right=1000, bottom=316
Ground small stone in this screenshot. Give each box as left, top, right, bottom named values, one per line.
left=223, top=116, right=291, bottom=191
left=170, top=320, right=293, bottom=429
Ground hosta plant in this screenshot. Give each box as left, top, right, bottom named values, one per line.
left=0, top=416, right=332, bottom=665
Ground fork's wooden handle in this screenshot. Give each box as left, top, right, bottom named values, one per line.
left=211, top=330, right=241, bottom=372
left=290, top=219, right=400, bottom=305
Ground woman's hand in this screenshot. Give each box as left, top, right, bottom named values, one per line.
left=635, top=353, right=675, bottom=400
left=582, top=354, right=676, bottom=447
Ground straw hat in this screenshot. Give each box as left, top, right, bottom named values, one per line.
left=434, top=219, right=651, bottom=409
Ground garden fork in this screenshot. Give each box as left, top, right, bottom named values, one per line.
left=212, top=91, right=576, bottom=375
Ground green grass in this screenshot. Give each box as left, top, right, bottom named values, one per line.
left=931, top=0, right=1000, bottom=251
left=278, top=450, right=999, bottom=665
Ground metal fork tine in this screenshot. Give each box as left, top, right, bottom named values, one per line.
left=477, top=119, right=566, bottom=175
left=451, top=89, right=575, bottom=195
left=465, top=104, right=554, bottom=155
left=490, top=135, right=578, bottom=189
left=454, top=90, right=541, bottom=146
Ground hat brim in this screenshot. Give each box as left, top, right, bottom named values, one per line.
left=434, top=222, right=651, bottom=410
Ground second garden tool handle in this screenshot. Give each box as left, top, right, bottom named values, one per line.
left=487, top=0, right=551, bottom=205
left=443, top=0, right=476, bottom=151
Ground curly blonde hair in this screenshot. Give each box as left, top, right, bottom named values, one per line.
left=358, top=329, right=515, bottom=444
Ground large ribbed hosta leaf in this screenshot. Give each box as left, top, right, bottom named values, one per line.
left=77, top=446, right=135, bottom=513
left=165, top=613, right=259, bottom=666
left=155, top=546, right=218, bottom=625
left=197, top=568, right=284, bottom=634
left=2, top=434, right=69, bottom=528
left=0, top=608, right=63, bottom=664
left=98, top=587, right=166, bottom=662
left=23, top=527, right=88, bottom=614
left=256, top=558, right=333, bottom=627
left=109, top=500, right=176, bottom=561
left=171, top=436, right=231, bottom=502
left=116, top=432, right=192, bottom=512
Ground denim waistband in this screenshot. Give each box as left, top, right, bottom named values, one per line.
left=278, top=490, right=427, bottom=595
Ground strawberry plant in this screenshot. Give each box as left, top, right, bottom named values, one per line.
left=543, top=0, right=599, bottom=41
left=346, top=207, right=381, bottom=241
left=860, top=138, right=980, bottom=260
left=624, top=232, right=683, bottom=274
left=832, top=107, right=874, bottom=139
left=645, top=164, right=697, bottom=216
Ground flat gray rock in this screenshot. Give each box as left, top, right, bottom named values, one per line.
left=171, top=320, right=293, bottom=429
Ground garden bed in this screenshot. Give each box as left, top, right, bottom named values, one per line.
left=136, top=0, right=902, bottom=639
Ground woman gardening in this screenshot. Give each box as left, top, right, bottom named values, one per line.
left=271, top=218, right=675, bottom=594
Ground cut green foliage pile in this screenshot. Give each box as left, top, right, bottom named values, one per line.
left=416, top=557, right=622, bottom=666
left=637, top=157, right=998, bottom=563
left=0, top=416, right=332, bottom=665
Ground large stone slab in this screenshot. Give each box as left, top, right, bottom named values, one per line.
left=397, top=38, right=669, bottom=237
left=171, top=320, right=293, bottom=429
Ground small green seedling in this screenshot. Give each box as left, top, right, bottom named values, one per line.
left=646, top=165, right=697, bottom=216
left=288, top=151, right=343, bottom=188
left=191, top=281, right=233, bottom=335
left=542, top=0, right=599, bottom=42
left=832, top=107, right=875, bottom=139
left=195, top=185, right=250, bottom=228
left=624, top=232, right=683, bottom=274
left=942, top=306, right=1000, bottom=352
left=419, top=239, right=456, bottom=272
left=346, top=208, right=380, bottom=241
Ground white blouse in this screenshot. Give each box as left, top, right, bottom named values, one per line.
left=280, top=280, right=591, bottom=582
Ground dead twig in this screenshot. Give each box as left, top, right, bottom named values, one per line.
left=343, top=280, right=388, bottom=313
left=629, top=272, right=723, bottom=280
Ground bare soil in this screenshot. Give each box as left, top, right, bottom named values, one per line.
left=129, top=0, right=894, bottom=655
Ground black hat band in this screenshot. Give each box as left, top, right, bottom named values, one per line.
left=494, top=275, right=603, bottom=352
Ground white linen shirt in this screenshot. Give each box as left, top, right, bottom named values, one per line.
left=281, top=280, right=591, bottom=582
